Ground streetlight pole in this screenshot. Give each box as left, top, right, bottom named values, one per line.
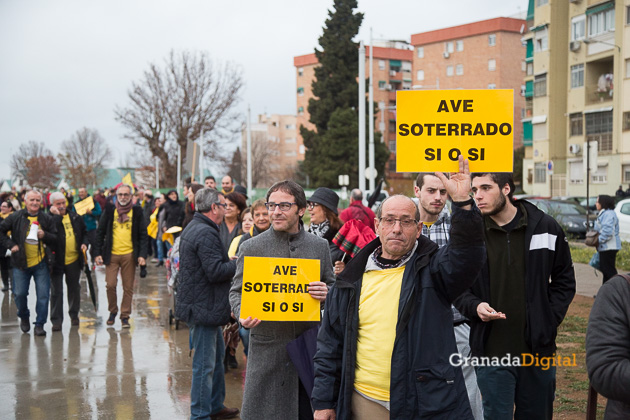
left=358, top=42, right=366, bottom=193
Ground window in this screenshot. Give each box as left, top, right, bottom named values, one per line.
left=285, top=150, right=297, bottom=157
left=626, top=59, right=630, bottom=78
left=445, top=42, right=454, bottom=53
left=298, top=67, right=304, bottom=76
left=379, top=60, right=385, bottom=70
left=389, top=159, right=397, bottom=172
left=285, top=124, right=295, bottom=130
left=535, top=29, right=548, bottom=52
left=534, top=73, right=547, bottom=97
left=522, top=61, right=526, bottom=72
left=627, top=6, right=630, bottom=25
left=297, top=106, right=304, bottom=115
left=285, top=137, right=296, bottom=144
left=569, top=161, right=584, bottom=184
left=571, top=64, right=584, bottom=88
left=488, top=34, right=496, bottom=46
left=297, top=87, right=304, bottom=96
left=388, top=140, right=396, bottom=153
left=299, top=145, right=305, bottom=154
left=586, top=111, right=613, bottom=152
left=572, top=16, right=585, bottom=41
left=570, top=113, right=583, bottom=136
left=536, top=0, right=548, bottom=5
left=378, top=81, right=386, bottom=90
left=417, top=47, right=424, bottom=58
left=456, top=40, right=464, bottom=52
left=416, top=70, right=425, bottom=81
left=624, top=112, right=630, bottom=131
left=488, top=59, right=496, bottom=71
left=488, top=84, right=496, bottom=89
left=534, top=163, right=546, bottom=183
left=588, top=7, right=615, bottom=37
left=402, top=62, right=412, bottom=72
left=592, top=164, right=608, bottom=184
left=526, top=62, right=534, bottom=76
left=623, top=164, right=630, bottom=183
left=456, top=64, right=463, bottom=76
left=446, top=65, right=454, bottom=76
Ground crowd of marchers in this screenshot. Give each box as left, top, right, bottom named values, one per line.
left=1, top=165, right=629, bottom=419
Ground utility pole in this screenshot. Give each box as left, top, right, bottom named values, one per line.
left=368, top=29, right=375, bottom=191
left=247, top=106, right=252, bottom=198
left=358, top=41, right=366, bottom=193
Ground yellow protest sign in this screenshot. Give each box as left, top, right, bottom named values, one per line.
left=121, top=173, right=135, bottom=193
left=74, top=196, right=94, bottom=216
left=240, top=256, right=321, bottom=322
left=396, top=89, right=514, bottom=172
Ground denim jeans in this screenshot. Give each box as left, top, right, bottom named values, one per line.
left=13, top=260, right=51, bottom=326
left=476, top=365, right=556, bottom=420
left=239, top=326, right=250, bottom=356
left=189, top=324, right=226, bottom=419
left=157, top=238, right=171, bottom=262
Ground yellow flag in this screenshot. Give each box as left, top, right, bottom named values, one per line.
left=121, top=173, right=135, bottom=193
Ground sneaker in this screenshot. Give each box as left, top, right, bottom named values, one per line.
left=52, top=324, right=62, bottom=332
left=121, top=318, right=130, bottom=328
left=71, top=317, right=80, bottom=326
left=34, top=325, right=46, bottom=336
left=151, top=258, right=158, bottom=263
left=211, top=407, right=240, bottom=420
left=20, top=317, right=30, bottom=333
left=107, top=312, right=117, bottom=326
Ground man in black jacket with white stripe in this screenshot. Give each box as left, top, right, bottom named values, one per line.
left=456, top=172, right=575, bottom=420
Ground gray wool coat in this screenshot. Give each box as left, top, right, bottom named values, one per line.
left=230, top=224, right=335, bottom=420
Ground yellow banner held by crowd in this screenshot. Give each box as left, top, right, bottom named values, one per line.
left=396, top=89, right=514, bottom=173
left=74, top=196, right=94, bottom=216
left=121, top=173, right=135, bottom=193
left=240, top=256, right=321, bottom=322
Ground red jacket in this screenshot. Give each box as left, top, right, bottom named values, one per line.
left=339, top=201, right=375, bottom=231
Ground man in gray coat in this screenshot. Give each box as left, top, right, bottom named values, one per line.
left=230, top=180, right=335, bottom=420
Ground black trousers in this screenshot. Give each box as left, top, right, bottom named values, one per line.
left=599, top=250, right=618, bottom=283
left=86, top=229, right=97, bottom=262
left=0, top=255, right=11, bottom=288
left=50, top=259, right=82, bottom=325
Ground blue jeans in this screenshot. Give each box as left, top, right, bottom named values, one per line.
left=157, top=238, right=172, bottom=262
left=476, top=365, right=556, bottom=420
left=189, top=324, right=226, bottom=419
left=239, top=326, right=250, bottom=356
left=13, top=260, right=51, bottom=326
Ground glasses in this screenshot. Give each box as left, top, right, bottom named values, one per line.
left=379, top=217, right=419, bottom=229
left=307, top=202, right=320, bottom=210
left=214, top=202, right=227, bottom=209
left=265, top=202, right=296, bottom=212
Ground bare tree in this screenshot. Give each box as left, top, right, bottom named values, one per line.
left=58, top=127, right=113, bottom=189
left=114, top=50, right=244, bottom=187
left=240, top=132, right=283, bottom=188
left=11, top=141, right=61, bottom=188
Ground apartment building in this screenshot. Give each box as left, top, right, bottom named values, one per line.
left=411, top=17, right=527, bottom=152
left=522, top=0, right=626, bottom=197
left=294, top=43, right=414, bottom=191
left=240, top=114, right=300, bottom=188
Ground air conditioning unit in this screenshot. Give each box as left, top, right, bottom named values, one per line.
left=569, top=144, right=581, bottom=154
left=386, top=84, right=393, bottom=91
left=390, top=70, right=397, bottom=76
left=443, top=51, right=450, bottom=59
left=569, top=41, right=581, bottom=52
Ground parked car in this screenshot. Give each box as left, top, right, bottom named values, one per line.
left=614, top=198, right=630, bottom=242
left=525, top=198, right=593, bottom=238
left=556, top=196, right=597, bottom=214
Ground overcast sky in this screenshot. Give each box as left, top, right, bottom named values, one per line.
left=0, top=0, right=526, bottom=181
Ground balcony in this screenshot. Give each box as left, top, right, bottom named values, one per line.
left=585, top=57, right=613, bottom=105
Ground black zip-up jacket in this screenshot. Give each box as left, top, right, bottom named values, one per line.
left=0, top=209, right=57, bottom=270
left=95, top=203, right=148, bottom=265
left=51, top=210, right=88, bottom=274
left=312, top=205, right=486, bottom=419
left=454, top=200, right=576, bottom=357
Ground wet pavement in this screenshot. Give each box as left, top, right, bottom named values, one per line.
left=0, top=264, right=245, bottom=419
left=0, top=257, right=604, bottom=419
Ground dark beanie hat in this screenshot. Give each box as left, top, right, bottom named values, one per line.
left=308, top=188, right=339, bottom=215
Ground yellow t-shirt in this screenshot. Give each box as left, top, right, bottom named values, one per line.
left=63, top=214, right=79, bottom=265
left=354, top=266, right=406, bottom=401
left=25, top=216, right=44, bottom=268
left=112, top=209, right=133, bottom=255
left=424, top=221, right=435, bottom=230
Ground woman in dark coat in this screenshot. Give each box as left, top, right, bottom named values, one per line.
left=307, top=188, right=345, bottom=274
left=160, top=190, right=185, bottom=232
left=219, top=192, right=246, bottom=250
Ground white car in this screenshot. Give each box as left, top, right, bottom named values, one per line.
left=614, top=198, right=630, bottom=241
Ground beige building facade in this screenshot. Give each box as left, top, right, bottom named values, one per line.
left=523, top=0, right=628, bottom=198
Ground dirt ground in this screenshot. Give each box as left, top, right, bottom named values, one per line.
left=553, top=295, right=606, bottom=419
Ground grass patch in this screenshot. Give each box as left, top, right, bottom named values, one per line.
left=570, top=241, right=630, bottom=271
